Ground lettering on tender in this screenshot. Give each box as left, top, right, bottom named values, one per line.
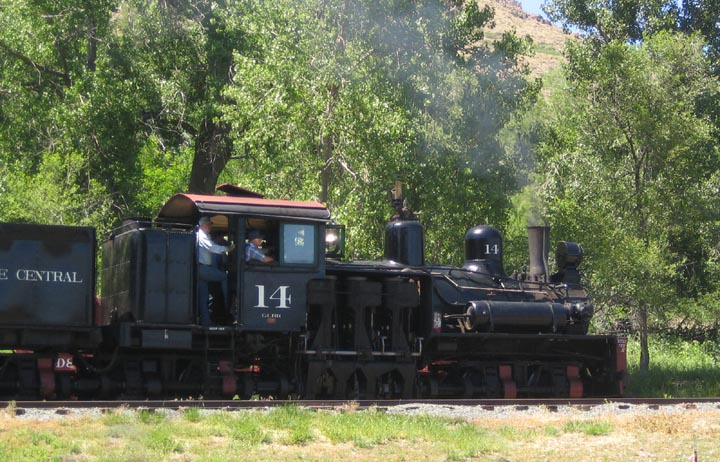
left=14, top=269, right=84, bottom=283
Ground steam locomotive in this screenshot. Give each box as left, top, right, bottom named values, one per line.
left=0, top=183, right=627, bottom=400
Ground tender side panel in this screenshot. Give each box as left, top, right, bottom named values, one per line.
left=142, top=230, right=195, bottom=324
left=102, top=226, right=195, bottom=325
left=0, top=223, right=95, bottom=327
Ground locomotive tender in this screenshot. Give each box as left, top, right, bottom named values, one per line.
left=0, top=184, right=627, bottom=400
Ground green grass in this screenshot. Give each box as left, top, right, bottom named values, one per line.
left=561, top=420, right=614, bottom=436
left=0, top=405, right=501, bottom=462
left=316, top=408, right=495, bottom=456
left=3, top=401, right=713, bottom=462
left=182, top=406, right=202, bottom=422
left=626, top=335, right=720, bottom=397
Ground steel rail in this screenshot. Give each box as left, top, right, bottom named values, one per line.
left=2, top=397, right=720, bottom=413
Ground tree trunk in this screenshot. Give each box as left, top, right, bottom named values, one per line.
left=319, top=84, right=339, bottom=203
left=638, top=302, right=650, bottom=372
left=186, top=3, right=234, bottom=195
left=87, top=17, right=97, bottom=72
left=188, top=120, right=232, bottom=194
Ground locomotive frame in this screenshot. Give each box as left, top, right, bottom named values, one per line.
left=0, top=185, right=627, bottom=400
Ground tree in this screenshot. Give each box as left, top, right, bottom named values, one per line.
left=544, top=0, right=681, bottom=41
left=680, top=0, right=720, bottom=67
left=220, top=0, right=539, bottom=261
left=0, top=0, right=120, bottom=228
left=0, top=0, right=235, bottom=220
left=536, top=31, right=720, bottom=370
left=545, top=0, right=720, bottom=67
left=107, top=0, right=240, bottom=196
left=545, top=0, right=720, bottom=142
left=0, top=0, right=538, bottom=263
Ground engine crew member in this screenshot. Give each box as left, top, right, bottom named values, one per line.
left=245, top=230, right=274, bottom=263
left=196, top=216, right=234, bottom=326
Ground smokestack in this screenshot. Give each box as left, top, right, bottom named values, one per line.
left=527, top=226, right=550, bottom=281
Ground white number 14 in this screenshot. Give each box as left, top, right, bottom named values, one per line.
left=255, top=285, right=292, bottom=308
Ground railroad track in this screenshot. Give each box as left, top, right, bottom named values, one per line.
left=2, top=397, right=719, bottom=414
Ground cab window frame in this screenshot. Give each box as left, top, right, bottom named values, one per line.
left=278, top=222, right=318, bottom=266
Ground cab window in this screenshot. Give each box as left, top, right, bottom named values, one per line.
left=281, top=223, right=316, bottom=265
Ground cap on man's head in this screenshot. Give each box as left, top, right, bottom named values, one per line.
left=198, top=216, right=211, bottom=226
left=247, top=229, right=264, bottom=241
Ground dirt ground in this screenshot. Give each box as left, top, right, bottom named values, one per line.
left=475, top=408, right=720, bottom=462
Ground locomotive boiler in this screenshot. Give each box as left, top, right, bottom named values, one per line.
left=0, top=184, right=627, bottom=400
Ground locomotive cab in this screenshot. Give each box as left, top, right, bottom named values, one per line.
left=232, top=216, right=326, bottom=331
left=153, top=191, right=331, bottom=332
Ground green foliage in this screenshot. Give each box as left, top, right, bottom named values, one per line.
left=0, top=0, right=155, bottom=221
left=135, top=137, right=193, bottom=217
left=681, top=292, right=720, bottom=325
left=145, top=426, right=184, bottom=454
left=0, top=0, right=239, bottom=219
left=544, top=0, right=681, bottom=40
left=102, top=410, right=135, bottom=426
left=0, top=152, right=116, bottom=235
left=11, top=393, right=720, bottom=460
left=535, top=31, right=720, bottom=345
left=1, top=0, right=537, bottom=266
left=681, top=0, right=720, bottom=70
left=626, top=335, right=720, bottom=397
left=317, top=407, right=493, bottom=458
left=226, top=414, right=271, bottom=447
left=221, top=0, right=537, bottom=261
left=6, top=428, right=81, bottom=462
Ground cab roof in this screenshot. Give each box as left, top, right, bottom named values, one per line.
left=156, top=193, right=331, bottom=225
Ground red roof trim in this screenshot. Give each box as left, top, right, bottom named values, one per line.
left=181, top=194, right=327, bottom=210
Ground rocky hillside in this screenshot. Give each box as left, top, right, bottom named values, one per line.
left=480, top=0, right=577, bottom=76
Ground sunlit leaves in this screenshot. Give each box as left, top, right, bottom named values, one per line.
left=0, top=0, right=538, bottom=265
left=220, top=0, right=536, bottom=261
left=537, top=31, right=720, bottom=341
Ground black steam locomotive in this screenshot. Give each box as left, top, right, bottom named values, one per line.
left=0, top=183, right=627, bottom=400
